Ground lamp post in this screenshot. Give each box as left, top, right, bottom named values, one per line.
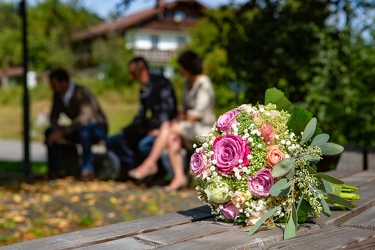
left=20, top=0, right=31, bottom=177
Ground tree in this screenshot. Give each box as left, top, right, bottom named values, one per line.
left=27, top=0, right=102, bottom=71
left=0, top=2, right=23, bottom=86
left=92, top=32, right=134, bottom=88
left=190, top=0, right=375, bottom=147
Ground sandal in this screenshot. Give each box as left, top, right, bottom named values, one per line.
left=128, top=165, right=158, bottom=181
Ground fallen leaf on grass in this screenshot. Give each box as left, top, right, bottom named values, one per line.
left=70, top=195, right=80, bottom=203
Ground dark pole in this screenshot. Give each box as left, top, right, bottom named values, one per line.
left=20, top=0, right=31, bottom=177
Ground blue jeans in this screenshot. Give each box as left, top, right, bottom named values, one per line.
left=45, top=124, right=107, bottom=175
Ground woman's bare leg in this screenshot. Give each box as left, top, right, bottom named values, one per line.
left=129, top=121, right=178, bottom=180
left=165, top=134, right=188, bottom=191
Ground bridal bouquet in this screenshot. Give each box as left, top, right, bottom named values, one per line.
left=190, top=88, right=360, bottom=239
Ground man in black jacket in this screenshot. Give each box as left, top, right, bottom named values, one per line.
left=106, top=57, right=177, bottom=180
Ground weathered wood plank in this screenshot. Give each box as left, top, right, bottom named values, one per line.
left=75, top=220, right=236, bottom=250
left=75, top=237, right=157, bottom=250
left=325, top=151, right=364, bottom=179
left=336, top=151, right=363, bottom=171
left=153, top=222, right=322, bottom=250
left=367, top=152, right=375, bottom=170
left=0, top=206, right=212, bottom=250
left=338, top=169, right=375, bottom=188
left=342, top=206, right=375, bottom=230
left=251, top=226, right=375, bottom=250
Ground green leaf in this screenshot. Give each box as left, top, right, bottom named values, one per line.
left=272, top=158, right=296, bottom=178
left=287, top=107, right=313, bottom=137
left=264, top=88, right=291, bottom=111
left=311, top=134, right=330, bottom=147
left=300, top=118, right=317, bottom=145
left=315, top=173, right=344, bottom=185
left=245, top=206, right=280, bottom=235
left=319, top=143, right=344, bottom=155
left=321, top=178, right=333, bottom=193
left=297, top=198, right=308, bottom=223
left=284, top=204, right=297, bottom=239
left=286, top=167, right=295, bottom=178
left=305, top=155, right=320, bottom=163
left=319, top=197, right=331, bottom=217
left=326, top=193, right=355, bottom=208
left=307, top=165, right=317, bottom=174
left=270, top=179, right=293, bottom=197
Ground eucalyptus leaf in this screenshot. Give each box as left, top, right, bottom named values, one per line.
left=270, top=179, right=293, bottom=197
left=272, top=158, right=296, bottom=178
left=321, top=178, right=333, bottom=193
left=286, top=166, right=295, bottom=178
left=326, top=193, right=355, bottom=208
left=315, top=173, right=344, bottom=185
left=319, top=197, right=331, bottom=217
left=319, top=143, right=344, bottom=155
left=245, top=206, right=280, bottom=235
left=305, top=155, right=321, bottom=163
left=300, top=118, right=317, bottom=145
left=284, top=204, right=297, bottom=240
left=311, top=134, right=330, bottom=147
left=307, top=165, right=317, bottom=174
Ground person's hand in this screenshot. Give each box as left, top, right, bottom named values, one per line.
left=177, top=109, right=185, bottom=120
left=47, top=130, right=64, bottom=145
left=148, top=129, right=159, bottom=136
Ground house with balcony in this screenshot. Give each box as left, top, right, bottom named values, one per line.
left=71, top=0, right=206, bottom=77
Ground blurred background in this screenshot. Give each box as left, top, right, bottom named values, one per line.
left=1, top=0, right=374, bottom=148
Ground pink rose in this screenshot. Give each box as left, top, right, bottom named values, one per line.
left=190, top=151, right=208, bottom=178
left=260, top=122, right=276, bottom=145
left=266, top=145, right=285, bottom=168
left=222, top=202, right=240, bottom=220
left=248, top=168, right=274, bottom=196
left=252, top=113, right=260, bottom=123
left=213, top=134, right=251, bottom=175
left=216, top=109, right=240, bottom=133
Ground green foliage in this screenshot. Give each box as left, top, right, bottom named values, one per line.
left=190, top=0, right=375, bottom=148
left=265, top=88, right=292, bottom=112
left=92, top=33, right=134, bottom=89
left=0, top=0, right=103, bottom=72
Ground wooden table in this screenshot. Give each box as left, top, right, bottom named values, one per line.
left=3, top=151, right=375, bottom=249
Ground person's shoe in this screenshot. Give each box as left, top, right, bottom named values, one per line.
left=128, top=164, right=158, bottom=182
left=80, top=171, right=95, bottom=182
left=33, top=172, right=59, bottom=181
left=164, top=177, right=188, bottom=192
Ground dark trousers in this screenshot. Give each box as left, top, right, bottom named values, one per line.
left=45, top=124, right=107, bottom=175
left=107, top=131, right=158, bottom=167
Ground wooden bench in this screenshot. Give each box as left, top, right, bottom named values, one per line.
left=4, top=150, right=375, bottom=249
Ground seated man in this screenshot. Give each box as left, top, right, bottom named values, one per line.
left=45, top=68, right=108, bottom=181
left=106, top=57, right=177, bottom=181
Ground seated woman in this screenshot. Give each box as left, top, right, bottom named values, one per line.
left=128, top=50, right=216, bottom=191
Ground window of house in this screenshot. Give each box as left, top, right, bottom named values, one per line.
left=151, top=35, right=159, bottom=49
left=174, top=11, right=185, bottom=22
left=164, top=11, right=173, bottom=19
left=189, top=14, right=196, bottom=20
left=177, top=36, right=186, bottom=46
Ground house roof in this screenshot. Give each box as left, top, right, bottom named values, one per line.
left=71, top=0, right=206, bottom=41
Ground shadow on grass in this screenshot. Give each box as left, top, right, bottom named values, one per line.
left=0, top=161, right=47, bottom=184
